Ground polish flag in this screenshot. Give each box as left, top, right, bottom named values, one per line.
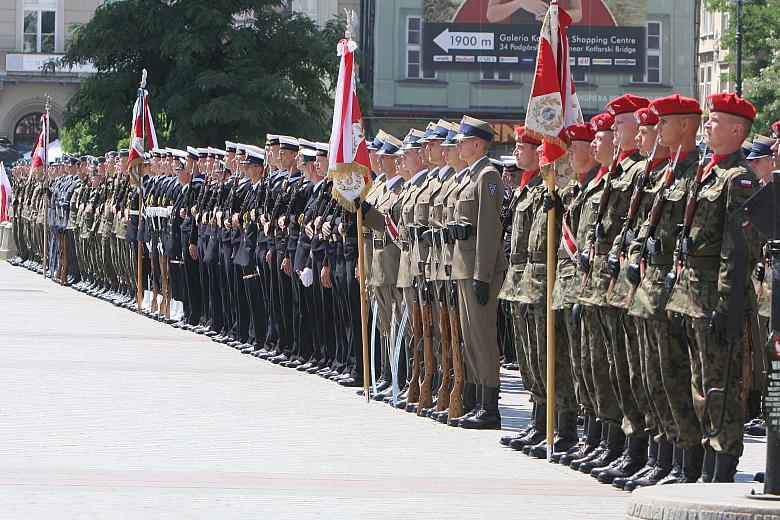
left=0, top=162, right=11, bottom=222
left=327, top=36, right=372, bottom=211
left=524, top=1, right=582, bottom=167
left=29, top=114, right=48, bottom=173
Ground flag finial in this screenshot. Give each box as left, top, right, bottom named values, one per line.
left=140, top=68, right=147, bottom=89
left=344, top=9, right=357, bottom=40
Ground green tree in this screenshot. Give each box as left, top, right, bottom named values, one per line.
left=706, top=0, right=780, bottom=132
left=53, top=0, right=345, bottom=153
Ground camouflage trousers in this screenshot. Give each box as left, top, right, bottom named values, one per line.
left=510, top=301, right=541, bottom=401
left=687, top=316, right=745, bottom=458
left=580, top=306, right=622, bottom=425
left=528, top=305, right=578, bottom=413
left=622, top=313, right=650, bottom=436
left=562, top=305, right=593, bottom=415
left=601, top=308, right=645, bottom=436
left=640, top=317, right=700, bottom=448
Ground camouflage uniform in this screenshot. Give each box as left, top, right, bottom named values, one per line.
left=666, top=151, right=761, bottom=458
left=628, top=152, right=700, bottom=447
left=580, top=152, right=646, bottom=436
left=498, top=174, right=543, bottom=401
left=518, top=178, right=577, bottom=413
left=552, top=166, right=599, bottom=415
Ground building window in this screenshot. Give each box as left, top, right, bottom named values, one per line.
left=14, top=112, right=59, bottom=154
left=291, top=0, right=318, bottom=23
left=481, top=69, right=512, bottom=81
left=632, top=21, right=662, bottom=84
left=701, top=9, right=713, bottom=37
left=572, top=69, right=588, bottom=83
left=406, top=16, right=435, bottom=80
left=23, top=0, right=57, bottom=53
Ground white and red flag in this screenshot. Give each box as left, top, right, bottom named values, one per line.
left=327, top=36, right=372, bottom=211
left=29, top=113, right=48, bottom=174
left=127, top=86, right=158, bottom=187
left=0, top=162, right=11, bottom=222
left=525, top=1, right=583, bottom=167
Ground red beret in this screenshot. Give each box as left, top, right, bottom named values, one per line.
left=606, top=94, right=650, bottom=116
left=772, top=121, right=780, bottom=138
left=589, top=112, right=615, bottom=133
left=566, top=124, right=596, bottom=142
left=634, top=107, right=659, bottom=126
left=706, top=93, right=756, bottom=121
left=649, top=94, right=702, bottom=117
left=515, top=125, right=542, bottom=146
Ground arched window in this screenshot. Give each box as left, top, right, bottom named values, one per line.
left=13, top=112, right=59, bottom=154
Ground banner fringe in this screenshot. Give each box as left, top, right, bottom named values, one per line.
left=328, top=162, right=372, bottom=213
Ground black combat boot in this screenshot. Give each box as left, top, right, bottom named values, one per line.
left=501, top=403, right=536, bottom=446
left=614, top=437, right=657, bottom=490
left=448, top=382, right=477, bottom=427
left=680, top=444, right=704, bottom=482
left=561, top=415, right=599, bottom=465
left=658, top=444, right=686, bottom=485
left=459, top=385, right=501, bottom=430
left=597, top=435, right=648, bottom=484
left=509, top=402, right=546, bottom=450
left=580, top=424, right=624, bottom=474
left=570, top=420, right=608, bottom=469
left=531, top=411, right=578, bottom=459
left=712, top=453, right=738, bottom=483
left=698, top=446, right=716, bottom=483
left=624, top=438, right=672, bottom=491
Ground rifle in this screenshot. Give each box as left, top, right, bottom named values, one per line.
left=625, top=144, right=683, bottom=304
left=668, top=138, right=709, bottom=290
left=433, top=227, right=452, bottom=413
left=441, top=225, right=464, bottom=421
left=410, top=223, right=435, bottom=414
left=615, top=136, right=660, bottom=260
left=585, top=146, right=620, bottom=275
left=500, top=188, right=521, bottom=240
left=606, top=138, right=661, bottom=296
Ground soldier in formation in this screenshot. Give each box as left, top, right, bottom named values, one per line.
left=8, top=92, right=773, bottom=487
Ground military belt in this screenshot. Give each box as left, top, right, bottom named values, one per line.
left=373, top=239, right=385, bottom=249
left=362, top=231, right=372, bottom=239
left=685, top=255, right=720, bottom=268
left=509, top=253, right=527, bottom=265
left=648, top=253, right=674, bottom=266
left=401, top=240, right=410, bottom=252
left=527, top=251, right=551, bottom=263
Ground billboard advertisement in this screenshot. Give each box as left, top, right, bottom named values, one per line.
left=421, top=0, right=646, bottom=73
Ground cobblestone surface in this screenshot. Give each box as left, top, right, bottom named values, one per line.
left=0, top=262, right=767, bottom=519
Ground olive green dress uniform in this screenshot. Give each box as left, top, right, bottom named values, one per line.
left=666, top=150, right=761, bottom=460
left=498, top=173, right=543, bottom=400
left=451, top=156, right=506, bottom=389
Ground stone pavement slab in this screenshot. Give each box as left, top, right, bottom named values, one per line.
left=0, top=262, right=767, bottom=519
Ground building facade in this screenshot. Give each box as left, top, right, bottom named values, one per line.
left=367, top=0, right=696, bottom=148
left=0, top=0, right=100, bottom=154
left=697, top=3, right=733, bottom=102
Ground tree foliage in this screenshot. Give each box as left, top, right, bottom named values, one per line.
left=706, top=0, right=780, bottom=132
left=54, top=0, right=345, bottom=154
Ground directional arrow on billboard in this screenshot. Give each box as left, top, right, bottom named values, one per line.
left=433, top=28, right=495, bottom=53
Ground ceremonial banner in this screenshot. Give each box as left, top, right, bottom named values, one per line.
left=525, top=1, right=583, bottom=166
left=327, top=37, right=372, bottom=211
left=127, top=82, right=158, bottom=188
left=0, top=162, right=11, bottom=222
left=29, top=114, right=48, bottom=174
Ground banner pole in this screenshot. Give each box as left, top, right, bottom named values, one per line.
left=546, top=162, right=557, bottom=461
left=356, top=205, right=371, bottom=403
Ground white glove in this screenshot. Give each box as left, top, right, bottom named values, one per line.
left=300, top=267, right=313, bottom=287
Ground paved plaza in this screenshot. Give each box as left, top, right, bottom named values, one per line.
left=0, top=262, right=768, bottom=519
